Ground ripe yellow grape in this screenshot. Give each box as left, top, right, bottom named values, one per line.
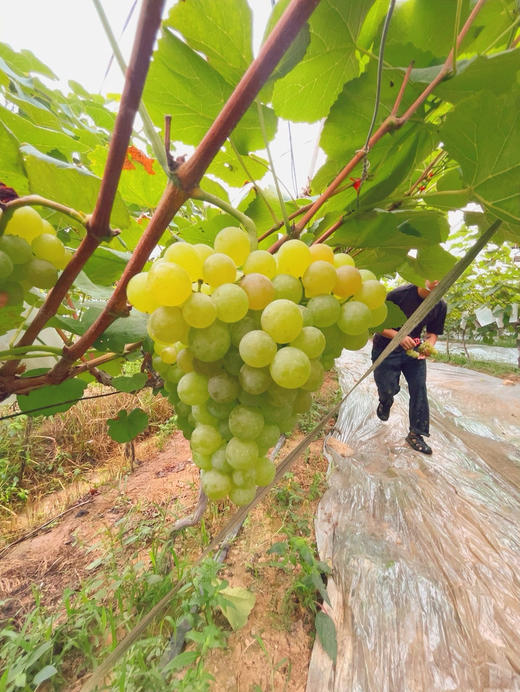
left=214, top=226, right=251, bottom=266
left=147, top=261, right=192, bottom=306
left=368, top=302, right=388, bottom=327
left=147, top=305, right=189, bottom=343
left=127, top=272, right=160, bottom=313
left=203, top=252, right=236, bottom=288
left=240, top=273, right=275, bottom=310
left=337, top=300, right=372, bottom=335
left=359, top=268, right=377, bottom=281
left=354, top=279, right=386, bottom=309
left=272, top=273, right=303, bottom=303
left=31, top=233, right=66, bottom=268
left=211, top=283, right=249, bottom=322
left=23, top=257, right=58, bottom=289
left=260, top=299, right=303, bottom=343
left=5, top=206, right=44, bottom=242
left=242, top=249, right=276, bottom=278
left=333, top=265, right=362, bottom=298
left=333, top=252, right=355, bottom=268
left=309, top=243, right=334, bottom=264
left=270, top=346, right=311, bottom=389
left=164, top=242, right=204, bottom=281
left=41, top=219, right=57, bottom=236
left=54, top=249, right=73, bottom=270
left=182, top=292, right=217, bottom=328
left=275, top=239, right=311, bottom=277
left=302, top=260, right=337, bottom=297
left=193, top=243, right=214, bottom=263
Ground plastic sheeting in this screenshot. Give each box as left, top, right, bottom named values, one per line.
left=308, top=348, right=520, bottom=692
left=434, top=342, right=519, bottom=366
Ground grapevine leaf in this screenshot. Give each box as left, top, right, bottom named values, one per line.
left=315, top=611, right=337, bottom=664
left=83, top=246, right=132, bottom=286
left=440, top=91, right=520, bottom=228
left=0, top=305, right=25, bottom=338
left=107, top=408, right=149, bottom=443
left=0, top=43, right=57, bottom=79
left=20, top=144, right=130, bottom=229
left=93, top=313, right=148, bottom=352
left=0, top=122, right=29, bottom=194
left=17, top=378, right=87, bottom=417
left=416, top=245, right=458, bottom=279
left=111, top=373, right=148, bottom=393
left=374, top=300, right=409, bottom=331
left=219, top=586, right=256, bottom=631
left=167, top=0, right=253, bottom=86
left=272, top=0, right=377, bottom=122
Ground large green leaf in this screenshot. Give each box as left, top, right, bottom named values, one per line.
left=219, top=585, right=256, bottom=631
left=144, top=29, right=276, bottom=153
left=94, top=312, right=148, bottom=352
left=0, top=122, right=29, bottom=194
left=17, top=378, right=87, bottom=417
left=20, top=144, right=130, bottom=229
left=440, top=91, right=520, bottom=229
left=0, top=42, right=56, bottom=79
left=333, top=209, right=449, bottom=249
left=107, top=408, right=149, bottom=443
left=167, top=0, right=253, bottom=86
left=315, top=611, right=337, bottom=664
left=416, top=245, right=457, bottom=280
left=272, top=0, right=374, bottom=122
left=82, top=246, right=131, bottom=286
left=354, top=248, right=409, bottom=276
left=112, top=373, right=148, bottom=394
left=206, top=146, right=268, bottom=189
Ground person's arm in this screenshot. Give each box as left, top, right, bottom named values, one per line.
left=379, top=328, right=417, bottom=351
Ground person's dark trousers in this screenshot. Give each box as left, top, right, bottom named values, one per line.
left=371, top=344, right=430, bottom=437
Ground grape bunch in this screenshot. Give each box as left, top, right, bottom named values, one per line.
left=0, top=206, right=71, bottom=308
left=406, top=341, right=438, bottom=359
left=126, top=228, right=388, bottom=505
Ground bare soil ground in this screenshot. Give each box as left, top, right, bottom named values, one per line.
left=0, top=374, right=340, bottom=690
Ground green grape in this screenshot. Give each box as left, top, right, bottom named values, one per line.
left=192, top=404, right=219, bottom=426
left=368, top=302, right=388, bottom=328
left=152, top=354, right=169, bottom=377
left=182, top=292, right=217, bottom=328
left=218, top=418, right=233, bottom=440
left=201, top=469, right=232, bottom=500
left=275, top=239, right=311, bottom=277
left=127, top=272, right=160, bottom=313
left=256, top=423, right=280, bottom=454
left=301, top=359, right=324, bottom=392
left=193, top=358, right=223, bottom=376
left=191, top=424, right=223, bottom=456
left=0, top=250, right=14, bottom=281
left=292, top=389, right=312, bottom=414
left=333, top=252, right=355, bottom=268
left=239, top=329, right=277, bottom=368
left=211, top=445, right=233, bottom=473
left=229, top=314, right=258, bottom=347
left=157, top=344, right=180, bottom=365
left=0, top=235, right=32, bottom=264
left=192, top=451, right=212, bottom=471
left=342, top=330, right=369, bottom=350
left=266, top=383, right=297, bottom=407
left=177, top=416, right=195, bottom=440
left=54, top=249, right=73, bottom=271
left=359, top=269, right=377, bottom=281
left=147, top=261, right=192, bottom=306
left=278, top=413, right=298, bottom=434
left=238, top=390, right=266, bottom=408
left=290, top=326, right=326, bottom=359
left=193, top=243, right=214, bottom=264
left=177, top=348, right=194, bottom=372
left=239, top=364, right=272, bottom=395
left=307, top=295, right=341, bottom=328
left=298, top=304, right=314, bottom=326
left=189, top=321, right=231, bottom=362
left=206, top=399, right=235, bottom=420
left=214, top=226, right=251, bottom=266
left=165, top=364, right=185, bottom=385
left=302, top=260, right=337, bottom=297
left=226, top=437, right=258, bottom=470
left=354, top=279, right=386, bottom=309
left=212, top=283, right=249, bottom=323
left=321, top=353, right=335, bottom=370
left=240, top=273, right=275, bottom=310
left=262, top=402, right=292, bottom=425
left=309, top=243, right=334, bottom=264
left=229, top=485, right=256, bottom=506
left=23, top=257, right=58, bottom=289
left=208, top=371, right=240, bottom=403
left=203, top=252, right=237, bottom=288
left=148, top=306, right=189, bottom=344
left=228, top=405, right=264, bottom=440
left=222, top=348, right=244, bottom=376
left=333, top=265, right=362, bottom=299
left=321, top=324, right=346, bottom=358
left=5, top=206, right=44, bottom=242
left=243, top=249, right=276, bottom=277
left=272, top=273, right=303, bottom=303
left=164, top=242, right=203, bottom=281
left=255, top=457, right=276, bottom=486
left=231, top=468, right=257, bottom=488
left=337, top=300, right=372, bottom=335
left=260, top=299, right=303, bottom=344
left=177, top=371, right=209, bottom=406
left=270, top=346, right=311, bottom=389
left=31, top=233, right=66, bottom=267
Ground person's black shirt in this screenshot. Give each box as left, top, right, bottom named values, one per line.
left=372, top=284, right=447, bottom=350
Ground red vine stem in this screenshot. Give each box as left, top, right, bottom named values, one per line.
left=0, top=0, right=165, bottom=388
left=312, top=217, right=345, bottom=245
left=21, top=0, right=322, bottom=387
left=270, top=0, right=487, bottom=250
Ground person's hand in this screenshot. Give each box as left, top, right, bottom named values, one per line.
left=400, top=336, right=417, bottom=351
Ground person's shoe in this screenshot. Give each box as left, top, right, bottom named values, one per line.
left=405, top=432, right=432, bottom=455
left=376, top=400, right=391, bottom=421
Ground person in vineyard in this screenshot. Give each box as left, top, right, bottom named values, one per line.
left=371, top=279, right=447, bottom=455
